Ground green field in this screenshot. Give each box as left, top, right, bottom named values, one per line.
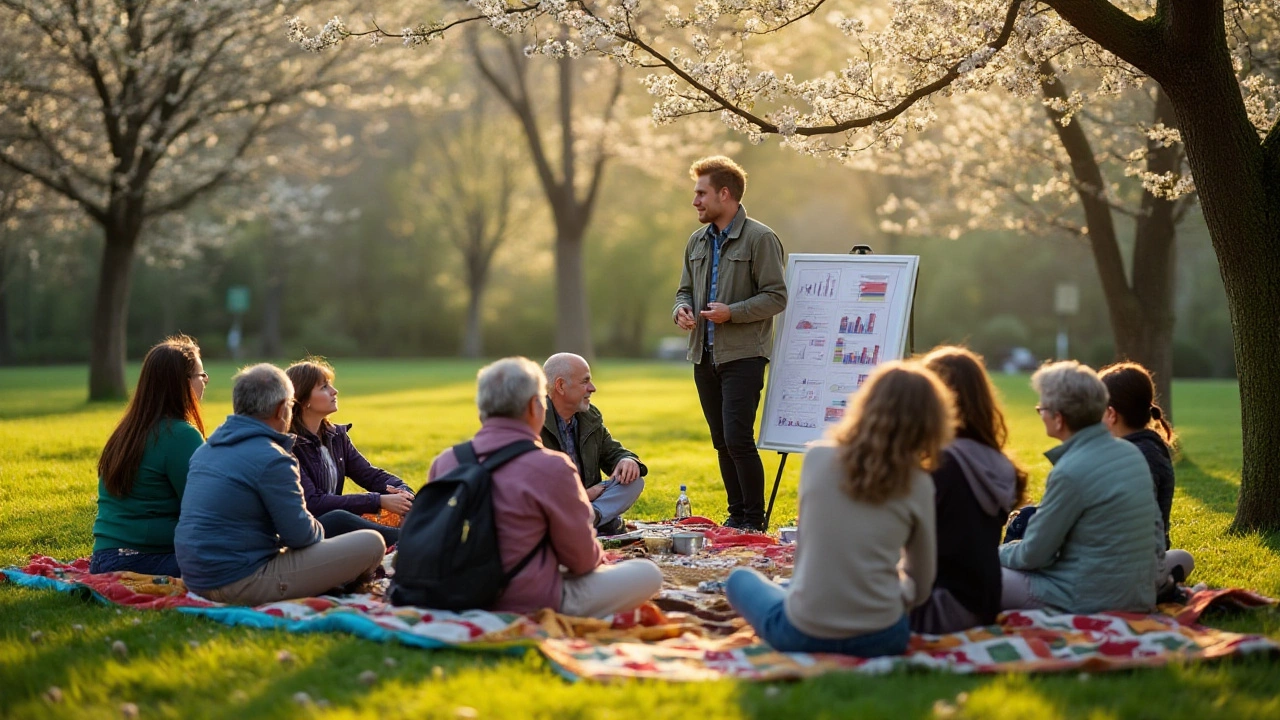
left=1, top=360, right=1277, bottom=719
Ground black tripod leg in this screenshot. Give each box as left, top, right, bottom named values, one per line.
left=763, top=452, right=789, bottom=530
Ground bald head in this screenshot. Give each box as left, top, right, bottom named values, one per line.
left=544, top=353, right=595, bottom=420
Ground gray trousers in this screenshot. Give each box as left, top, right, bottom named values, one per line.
left=561, top=559, right=664, bottom=618
left=200, top=530, right=386, bottom=606
left=592, top=477, right=645, bottom=527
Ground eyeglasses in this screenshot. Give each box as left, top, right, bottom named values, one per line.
left=192, top=372, right=209, bottom=381
left=1035, top=404, right=1052, bottom=415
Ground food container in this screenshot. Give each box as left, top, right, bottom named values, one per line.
left=671, top=531, right=706, bottom=555
left=779, top=527, right=797, bottom=544
left=643, top=534, right=673, bottom=554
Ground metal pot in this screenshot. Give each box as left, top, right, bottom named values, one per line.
left=671, top=531, right=706, bottom=555
left=643, top=534, right=673, bottom=554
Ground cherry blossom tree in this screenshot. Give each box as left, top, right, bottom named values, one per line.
left=874, top=75, right=1195, bottom=417
left=0, top=0, right=353, bottom=399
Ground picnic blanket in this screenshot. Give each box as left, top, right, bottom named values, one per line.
left=4, top=555, right=1276, bottom=682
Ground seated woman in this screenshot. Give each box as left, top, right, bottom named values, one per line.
left=911, top=346, right=1027, bottom=634
left=725, top=361, right=952, bottom=657
left=1099, top=362, right=1194, bottom=591
left=91, top=335, right=208, bottom=576
left=285, top=359, right=412, bottom=546
left=1000, top=361, right=1163, bottom=613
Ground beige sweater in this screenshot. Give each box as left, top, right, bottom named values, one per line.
left=784, top=442, right=937, bottom=638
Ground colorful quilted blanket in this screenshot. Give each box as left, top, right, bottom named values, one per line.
left=4, top=555, right=1276, bottom=682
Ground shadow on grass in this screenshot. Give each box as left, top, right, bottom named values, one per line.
left=1175, top=456, right=1240, bottom=516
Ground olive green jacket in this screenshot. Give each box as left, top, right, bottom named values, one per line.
left=541, top=401, right=647, bottom=490
left=672, top=204, right=788, bottom=364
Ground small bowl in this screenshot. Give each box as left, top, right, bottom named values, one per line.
left=779, top=527, right=797, bottom=544
left=671, top=532, right=706, bottom=555
left=644, top=535, right=673, bottom=554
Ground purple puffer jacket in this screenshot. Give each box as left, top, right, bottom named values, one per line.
left=292, top=422, right=409, bottom=516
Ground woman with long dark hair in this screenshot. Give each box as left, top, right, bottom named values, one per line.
left=725, top=361, right=953, bottom=657
left=911, top=346, right=1027, bottom=633
left=285, top=358, right=412, bottom=546
left=91, top=335, right=208, bottom=576
left=1099, top=362, right=1195, bottom=590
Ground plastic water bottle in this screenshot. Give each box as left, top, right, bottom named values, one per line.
left=675, top=485, right=692, bottom=520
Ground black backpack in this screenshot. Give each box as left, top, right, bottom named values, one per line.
left=388, top=440, right=547, bottom=610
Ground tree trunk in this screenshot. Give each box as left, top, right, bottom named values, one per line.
left=461, top=273, right=486, bottom=359
left=1160, top=52, right=1280, bottom=531
left=1123, top=89, right=1181, bottom=420
left=89, top=227, right=139, bottom=400
left=554, top=222, right=594, bottom=358
left=0, top=237, right=10, bottom=365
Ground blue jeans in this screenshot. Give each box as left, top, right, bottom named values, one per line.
left=725, top=568, right=910, bottom=657
left=89, top=548, right=181, bottom=577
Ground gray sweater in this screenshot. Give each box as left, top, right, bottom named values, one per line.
left=175, top=415, right=323, bottom=592
left=999, top=423, right=1163, bottom=613
left=786, top=442, right=936, bottom=638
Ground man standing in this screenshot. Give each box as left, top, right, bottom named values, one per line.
left=673, top=156, right=787, bottom=532
left=541, top=353, right=647, bottom=536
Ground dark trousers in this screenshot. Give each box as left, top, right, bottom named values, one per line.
left=318, top=509, right=400, bottom=547
left=693, top=349, right=767, bottom=524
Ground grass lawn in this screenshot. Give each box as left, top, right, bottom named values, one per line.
left=1, top=359, right=1278, bottom=719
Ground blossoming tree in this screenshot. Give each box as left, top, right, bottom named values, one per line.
left=0, top=0, right=354, bottom=399
left=874, top=76, right=1195, bottom=418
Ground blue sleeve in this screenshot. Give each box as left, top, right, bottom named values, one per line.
left=260, top=454, right=323, bottom=549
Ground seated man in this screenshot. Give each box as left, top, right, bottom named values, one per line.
left=541, top=353, right=647, bottom=536
left=175, top=364, right=386, bottom=605
left=428, top=357, right=661, bottom=617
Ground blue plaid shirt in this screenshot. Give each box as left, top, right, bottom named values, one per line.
left=554, top=411, right=582, bottom=476
left=705, top=222, right=731, bottom=348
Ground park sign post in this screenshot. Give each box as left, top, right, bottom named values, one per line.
left=226, top=286, right=250, bottom=361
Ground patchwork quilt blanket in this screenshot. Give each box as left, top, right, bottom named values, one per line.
left=4, top=554, right=1275, bottom=682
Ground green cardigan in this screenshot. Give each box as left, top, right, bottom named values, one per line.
left=999, top=423, right=1163, bottom=613
left=92, top=418, right=204, bottom=554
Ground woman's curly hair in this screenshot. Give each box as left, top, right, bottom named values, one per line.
left=830, top=361, right=956, bottom=504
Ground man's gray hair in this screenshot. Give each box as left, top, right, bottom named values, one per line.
left=232, top=364, right=294, bottom=418
left=543, top=352, right=586, bottom=385
left=477, top=357, right=546, bottom=420
left=1032, top=360, right=1109, bottom=432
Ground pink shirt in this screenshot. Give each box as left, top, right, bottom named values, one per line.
left=427, top=416, right=603, bottom=613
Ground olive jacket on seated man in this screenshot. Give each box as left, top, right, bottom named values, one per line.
left=541, top=402, right=647, bottom=489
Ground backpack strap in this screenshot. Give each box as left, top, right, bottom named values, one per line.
left=504, top=533, right=550, bottom=584
left=452, top=441, right=479, bottom=466
left=478, top=439, right=539, bottom=472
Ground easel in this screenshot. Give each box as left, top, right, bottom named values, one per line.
left=762, top=244, right=917, bottom=528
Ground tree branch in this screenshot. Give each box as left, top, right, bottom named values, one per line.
left=470, top=34, right=563, bottom=206
left=1038, top=59, right=1135, bottom=309
left=581, top=64, right=624, bottom=217
left=614, top=0, right=1026, bottom=136
left=0, top=153, right=106, bottom=222
left=1041, top=0, right=1162, bottom=77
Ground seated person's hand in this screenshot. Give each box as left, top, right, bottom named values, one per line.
left=585, top=484, right=607, bottom=502
left=380, top=489, right=414, bottom=516
left=611, top=458, right=641, bottom=484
